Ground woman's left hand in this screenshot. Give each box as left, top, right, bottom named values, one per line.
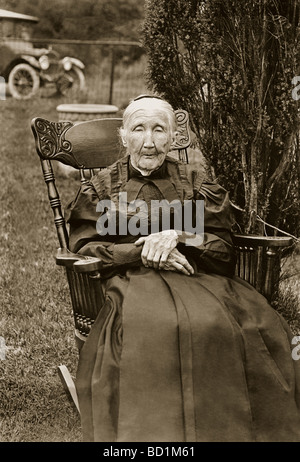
left=134, top=230, right=178, bottom=269
left=160, top=248, right=194, bottom=275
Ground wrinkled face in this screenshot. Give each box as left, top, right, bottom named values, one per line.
left=122, top=108, right=174, bottom=175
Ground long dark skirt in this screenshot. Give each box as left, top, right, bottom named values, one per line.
left=75, top=267, right=300, bottom=442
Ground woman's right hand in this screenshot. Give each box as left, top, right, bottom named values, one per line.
left=134, top=230, right=178, bottom=269
left=159, top=248, right=194, bottom=276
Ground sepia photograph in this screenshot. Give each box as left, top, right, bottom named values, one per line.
left=0, top=0, right=300, bottom=449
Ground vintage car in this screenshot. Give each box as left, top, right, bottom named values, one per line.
left=0, top=9, right=86, bottom=99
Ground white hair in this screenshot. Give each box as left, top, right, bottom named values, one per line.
left=120, top=96, right=177, bottom=142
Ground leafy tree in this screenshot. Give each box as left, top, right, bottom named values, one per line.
left=143, top=0, right=300, bottom=234
left=0, top=0, right=144, bottom=41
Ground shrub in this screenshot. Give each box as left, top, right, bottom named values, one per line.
left=143, top=0, right=300, bottom=235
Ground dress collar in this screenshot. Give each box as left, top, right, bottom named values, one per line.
left=128, top=159, right=168, bottom=180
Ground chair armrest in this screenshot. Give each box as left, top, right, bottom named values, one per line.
left=56, top=248, right=103, bottom=273
left=232, top=234, right=293, bottom=248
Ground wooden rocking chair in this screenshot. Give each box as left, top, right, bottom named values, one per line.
left=31, top=110, right=293, bottom=413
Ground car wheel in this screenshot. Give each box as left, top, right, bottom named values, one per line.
left=57, top=67, right=86, bottom=98
left=8, top=63, right=40, bottom=100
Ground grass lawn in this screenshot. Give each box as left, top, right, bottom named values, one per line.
left=0, top=93, right=299, bottom=443
left=0, top=95, right=82, bottom=442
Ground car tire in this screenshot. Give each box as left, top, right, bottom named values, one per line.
left=8, top=63, right=40, bottom=100
left=58, top=67, right=86, bottom=98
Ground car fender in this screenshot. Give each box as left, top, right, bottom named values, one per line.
left=63, top=57, right=85, bottom=69
left=20, top=55, right=41, bottom=69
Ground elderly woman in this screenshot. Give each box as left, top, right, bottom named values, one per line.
left=66, top=95, right=300, bottom=442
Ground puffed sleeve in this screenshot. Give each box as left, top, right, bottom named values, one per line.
left=65, top=182, right=142, bottom=272
left=177, top=180, right=237, bottom=277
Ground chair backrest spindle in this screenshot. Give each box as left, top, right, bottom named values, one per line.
left=40, top=158, right=69, bottom=250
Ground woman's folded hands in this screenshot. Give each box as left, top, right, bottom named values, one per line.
left=134, top=230, right=194, bottom=275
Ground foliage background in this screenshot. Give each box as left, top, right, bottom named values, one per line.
left=143, top=0, right=300, bottom=236
left=0, top=0, right=145, bottom=41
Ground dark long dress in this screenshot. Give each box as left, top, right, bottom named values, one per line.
left=66, top=155, right=300, bottom=442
